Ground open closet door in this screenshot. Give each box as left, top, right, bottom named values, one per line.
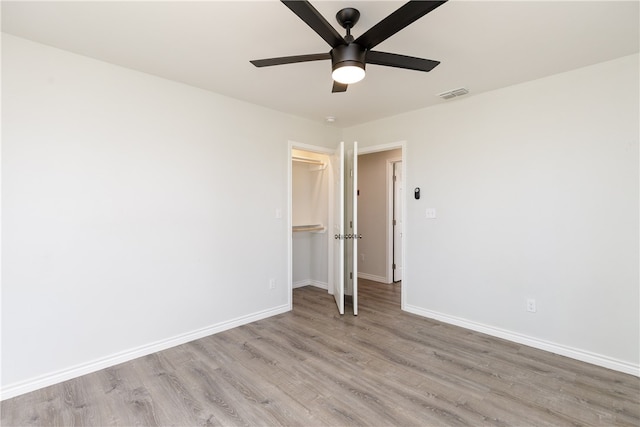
left=345, top=141, right=359, bottom=315
left=330, top=141, right=345, bottom=315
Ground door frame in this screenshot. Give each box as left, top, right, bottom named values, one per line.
left=287, top=140, right=337, bottom=310
left=358, top=141, right=407, bottom=309
left=388, top=157, right=402, bottom=283
left=287, top=140, right=407, bottom=311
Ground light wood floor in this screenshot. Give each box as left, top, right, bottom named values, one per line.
left=2, top=280, right=639, bottom=426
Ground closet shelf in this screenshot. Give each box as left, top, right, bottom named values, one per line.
left=293, top=224, right=326, bottom=233
left=292, top=156, right=327, bottom=170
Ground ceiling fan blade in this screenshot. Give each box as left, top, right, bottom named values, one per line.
left=366, top=51, right=440, bottom=72
left=354, top=1, right=447, bottom=50
left=282, top=1, right=346, bottom=48
left=250, top=53, right=330, bottom=67
left=332, top=81, right=348, bottom=93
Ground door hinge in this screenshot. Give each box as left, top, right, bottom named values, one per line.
left=393, top=219, right=397, bottom=226
left=350, top=220, right=353, bottom=229
left=350, top=272, right=353, bottom=279
left=392, top=263, right=396, bottom=270
left=350, top=169, right=354, bottom=177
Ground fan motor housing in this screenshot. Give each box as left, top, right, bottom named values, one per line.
left=331, top=43, right=366, bottom=72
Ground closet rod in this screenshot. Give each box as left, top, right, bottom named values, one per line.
left=292, top=156, right=324, bottom=166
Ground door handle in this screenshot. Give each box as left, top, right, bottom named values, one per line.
left=334, top=234, right=362, bottom=240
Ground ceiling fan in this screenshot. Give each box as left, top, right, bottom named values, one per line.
left=250, top=0, right=447, bottom=93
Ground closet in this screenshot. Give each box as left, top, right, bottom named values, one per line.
left=292, top=149, right=330, bottom=290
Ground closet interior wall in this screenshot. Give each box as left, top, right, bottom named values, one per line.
left=292, top=150, right=330, bottom=290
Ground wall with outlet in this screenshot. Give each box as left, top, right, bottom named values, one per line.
left=1, top=34, right=340, bottom=397
left=344, top=54, right=639, bottom=373
left=2, top=32, right=638, bottom=402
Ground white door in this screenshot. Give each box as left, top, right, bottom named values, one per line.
left=393, top=161, right=403, bottom=282
left=345, top=141, right=358, bottom=315
left=330, top=141, right=345, bottom=315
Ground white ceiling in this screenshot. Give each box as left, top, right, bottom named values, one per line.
left=2, top=1, right=638, bottom=127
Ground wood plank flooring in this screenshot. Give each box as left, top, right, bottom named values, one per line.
left=2, top=280, right=639, bottom=426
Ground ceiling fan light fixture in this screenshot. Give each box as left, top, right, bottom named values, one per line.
left=251, top=1, right=447, bottom=93
left=331, top=43, right=366, bottom=84
left=332, top=65, right=365, bottom=84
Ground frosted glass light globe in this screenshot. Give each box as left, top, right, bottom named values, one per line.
left=332, top=65, right=365, bottom=84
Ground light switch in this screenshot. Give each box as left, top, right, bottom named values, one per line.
left=425, top=208, right=437, bottom=219
left=275, top=208, right=282, bottom=219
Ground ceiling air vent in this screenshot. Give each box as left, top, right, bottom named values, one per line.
left=438, top=87, right=469, bottom=100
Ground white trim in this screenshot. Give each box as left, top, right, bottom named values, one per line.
left=353, top=141, right=358, bottom=315
left=386, top=157, right=402, bottom=284
left=293, top=279, right=328, bottom=290
left=404, top=304, right=640, bottom=377
left=293, top=279, right=310, bottom=289
left=311, top=281, right=329, bottom=290
left=0, top=304, right=290, bottom=401
left=386, top=159, right=394, bottom=283
left=359, top=141, right=405, bottom=155
left=289, top=141, right=334, bottom=156
left=358, top=272, right=388, bottom=284
left=400, top=146, right=407, bottom=311
left=287, top=141, right=293, bottom=311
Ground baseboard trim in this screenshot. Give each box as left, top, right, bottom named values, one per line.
left=310, top=280, right=328, bottom=290
left=293, top=279, right=310, bottom=289
left=357, top=273, right=388, bottom=284
left=404, top=304, right=640, bottom=377
left=1, top=304, right=291, bottom=400
left=293, top=279, right=328, bottom=290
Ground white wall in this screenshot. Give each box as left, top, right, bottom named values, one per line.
left=1, top=34, right=340, bottom=397
left=344, top=54, right=640, bottom=374
left=357, top=149, right=401, bottom=282
left=2, top=33, right=638, bottom=401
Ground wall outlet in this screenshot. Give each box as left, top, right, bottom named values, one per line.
left=269, top=278, right=276, bottom=290
left=526, top=298, right=537, bottom=313
left=425, top=208, right=437, bottom=219
left=361, top=253, right=365, bottom=261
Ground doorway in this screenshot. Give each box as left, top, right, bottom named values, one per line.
left=356, top=145, right=404, bottom=292
left=288, top=141, right=406, bottom=313
left=289, top=145, right=332, bottom=297
left=288, top=141, right=351, bottom=315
